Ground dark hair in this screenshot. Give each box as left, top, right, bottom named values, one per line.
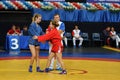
left=51, top=20, right=59, bottom=27
left=23, top=25, right=27, bottom=28
left=54, top=14, right=60, bottom=17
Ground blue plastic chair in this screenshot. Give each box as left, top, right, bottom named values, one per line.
left=81, top=33, right=91, bottom=47
left=92, top=33, right=103, bottom=46
left=64, top=32, right=72, bottom=40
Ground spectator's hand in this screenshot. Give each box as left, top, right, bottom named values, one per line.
left=12, top=34, right=15, bottom=36
left=74, top=36, right=77, bottom=38
left=75, top=36, right=79, bottom=39
left=33, top=35, right=38, bottom=39
left=78, top=36, right=81, bottom=38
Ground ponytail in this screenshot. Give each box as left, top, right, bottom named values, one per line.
left=32, top=14, right=41, bottom=22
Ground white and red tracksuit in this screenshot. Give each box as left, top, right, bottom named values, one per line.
left=72, top=29, right=83, bottom=46
left=110, top=31, right=120, bottom=47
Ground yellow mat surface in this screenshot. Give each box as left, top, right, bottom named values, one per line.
left=0, top=59, right=120, bottom=80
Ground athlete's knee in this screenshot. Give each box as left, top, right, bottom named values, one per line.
left=32, top=54, right=36, bottom=59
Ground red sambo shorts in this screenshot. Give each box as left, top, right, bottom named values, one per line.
left=51, top=44, right=63, bottom=53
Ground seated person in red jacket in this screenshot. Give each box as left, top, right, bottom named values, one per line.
left=33, top=20, right=67, bottom=74
left=7, top=25, right=21, bottom=36
left=16, top=26, right=21, bottom=35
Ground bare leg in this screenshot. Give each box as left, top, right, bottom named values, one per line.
left=35, top=46, right=40, bottom=67
left=56, top=53, right=67, bottom=74
left=56, top=53, right=65, bottom=70
left=49, top=43, right=54, bottom=69
left=29, top=45, right=36, bottom=66
left=46, top=52, right=55, bottom=68
left=29, top=45, right=36, bottom=72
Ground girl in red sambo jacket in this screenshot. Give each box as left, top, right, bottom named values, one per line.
left=33, top=20, right=67, bottom=74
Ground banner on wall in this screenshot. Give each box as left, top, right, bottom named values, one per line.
left=87, top=0, right=120, bottom=3
left=43, top=0, right=65, bottom=1
left=43, top=0, right=86, bottom=2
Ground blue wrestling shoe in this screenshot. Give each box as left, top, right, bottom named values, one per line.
left=78, top=45, right=81, bottom=48
left=73, top=45, right=76, bottom=48
left=36, top=67, right=44, bottom=72
left=48, top=68, right=54, bottom=71
left=44, top=68, right=50, bottom=72
left=59, top=70, right=67, bottom=74
left=28, top=65, right=32, bottom=72
left=56, top=67, right=62, bottom=71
